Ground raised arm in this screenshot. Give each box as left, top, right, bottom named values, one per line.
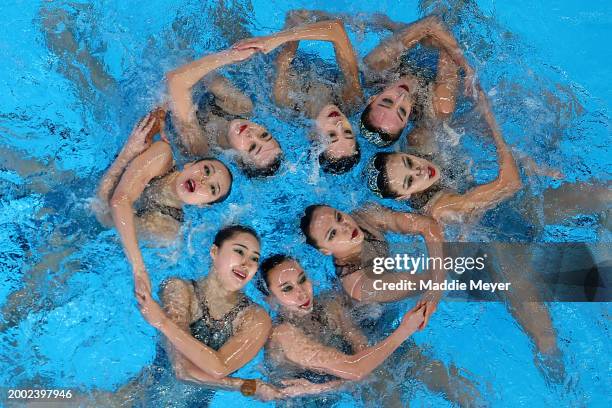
left=109, top=141, right=174, bottom=296
left=273, top=304, right=425, bottom=381
left=96, top=112, right=160, bottom=225
left=356, top=205, right=445, bottom=326
left=165, top=48, right=256, bottom=155
left=364, top=15, right=474, bottom=79
left=432, top=86, right=522, bottom=219
left=234, top=19, right=362, bottom=109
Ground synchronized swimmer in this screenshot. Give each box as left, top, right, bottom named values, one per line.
left=94, top=9, right=569, bottom=405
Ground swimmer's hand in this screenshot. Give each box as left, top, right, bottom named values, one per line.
left=135, top=288, right=166, bottom=329
left=232, top=36, right=281, bottom=54
left=463, top=67, right=478, bottom=99
left=253, top=380, right=287, bottom=401
left=124, top=111, right=161, bottom=157
left=224, top=47, right=258, bottom=62
left=399, top=303, right=427, bottom=334
left=415, top=290, right=441, bottom=330
left=134, top=269, right=152, bottom=302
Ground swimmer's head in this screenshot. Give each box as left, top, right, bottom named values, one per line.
left=300, top=205, right=363, bottom=257
left=360, top=78, right=416, bottom=147
left=367, top=152, right=440, bottom=199
left=228, top=119, right=282, bottom=177
left=258, top=255, right=313, bottom=314
left=175, top=159, right=232, bottom=205
left=210, top=225, right=261, bottom=292
left=315, top=104, right=360, bottom=174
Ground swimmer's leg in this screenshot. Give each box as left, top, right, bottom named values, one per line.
left=0, top=230, right=81, bottom=331
left=431, top=50, right=459, bottom=120
left=543, top=181, right=612, bottom=225
left=40, top=6, right=115, bottom=97
left=404, top=345, right=483, bottom=407
left=488, top=244, right=565, bottom=383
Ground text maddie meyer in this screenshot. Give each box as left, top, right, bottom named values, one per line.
left=372, top=254, right=487, bottom=275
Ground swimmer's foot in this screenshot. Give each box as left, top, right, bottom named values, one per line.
left=534, top=348, right=566, bottom=386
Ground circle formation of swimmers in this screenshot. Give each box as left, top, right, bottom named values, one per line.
left=95, top=11, right=567, bottom=404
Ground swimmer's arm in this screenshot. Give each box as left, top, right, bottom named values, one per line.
left=166, top=48, right=255, bottom=155
left=97, top=112, right=159, bottom=219
left=451, top=87, right=522, bottom=213
left=237, top=20, right=361, bottom=104
left=159, top=280, right=268, bottom=393
left=279, top=20, right=361, bottom=105
left=365, top=15, right=473, bottom=77
left=110, top=141, right=174, bottom=281
left=207, top=74, right=254, bottom=116
left=274, top=320, right=415, bottom=381
left=328, top=298, right=369, bottom=352
left=156, top=305, right=271, bottom=380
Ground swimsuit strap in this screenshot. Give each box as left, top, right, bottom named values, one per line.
left=136, top=166, right=184, bottom=223
left=136, top=203, right=184, bottom=223
left=191, top=280, right=252, bottom=324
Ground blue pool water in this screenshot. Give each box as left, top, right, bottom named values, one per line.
left=0, top=0, right=610, bottom=407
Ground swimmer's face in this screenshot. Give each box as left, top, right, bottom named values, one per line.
left=228, top=119, right=282, bottom=168
left=384, top=153, right=441, bottom=198
left=315, top=104, right=356, bottom=160
left=175, top=160, right=231, bottom=205
left=366, top=78, right=414, bottom=136
left=267, top=259, right=313, bottom=313
left=210, top=232, right=260, bottom=292
left=308, top=206, right=363, bottom=256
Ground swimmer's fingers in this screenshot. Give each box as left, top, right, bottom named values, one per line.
left=232, top=36, right=279, bottom=54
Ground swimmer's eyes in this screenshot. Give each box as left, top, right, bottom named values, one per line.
left=298, top=274, right=307, bottom=284
left=281, top=285, right=293, bottom=293
left=403, top=156, right=413, bottom=169
left=404, top=175, right=414, bottom=190
left=398, top=107, right=407, bottom=120
left=248, top=143, right=257, bottom=154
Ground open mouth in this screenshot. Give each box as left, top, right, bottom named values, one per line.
left=399, top=84, right=410, bottom=93
left=351, top=228, right=359, bottom=239
left=328, top=111, right=340, bottom=118
left=232, top=268, right=247, bottom=280
left=300, top=299, right=311, bottom=309
left=239, top=124, right=248, bottom=134
left=428, top=166, right=436, bottom=178
left=184, top=179, right=196, bottom=193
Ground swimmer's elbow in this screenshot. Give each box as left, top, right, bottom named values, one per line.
left=109, top=192, right=129, bottom=210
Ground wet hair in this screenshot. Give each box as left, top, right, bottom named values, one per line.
left=300, top=205, right=326, bottom=248
left=257, top=254, right=296, bottom=296
left=190, top=158, right=233, bottom=204
left=319, top=142, right=361, bottom=174
left=360, top=103, right=401, bottom=147
left=213, top=224, right=259, bottom=248
left=238, top=153, right=283, bottom=179
left=368, top=152, right=442, bottom=210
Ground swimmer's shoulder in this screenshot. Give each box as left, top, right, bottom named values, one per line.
left=234, top=300, right=271, bottom=333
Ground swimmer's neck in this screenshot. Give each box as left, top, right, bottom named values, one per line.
left=199, top=271, right=240, bottom=306
left=158, top=171, right=183, bottom=208
left=333, top=242, right=363, bottom=264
